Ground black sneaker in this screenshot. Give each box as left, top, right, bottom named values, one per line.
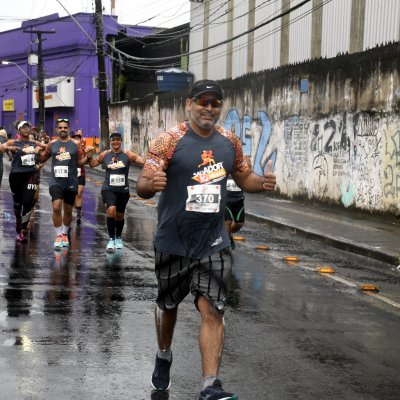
left=151, top=354, right=172, bottom=391
left=199, top=379, right=238, bottom=400
left=151, top=390, right=170, bottom=400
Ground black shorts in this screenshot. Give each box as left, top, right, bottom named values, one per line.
left=225, top=198, right=245, bottom=223
left=78, top=175, right=86, bottom=186
left=9, top=171, right=37, bottom=204
left=49, top=185, right=77, bottom=205
left=154, top=249, right=233, bottom=314
left=101, top=190, right=130, bottom=213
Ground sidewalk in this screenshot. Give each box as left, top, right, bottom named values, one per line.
left=124, top=165, right=400, bottom=266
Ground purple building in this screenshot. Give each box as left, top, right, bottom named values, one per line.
left=0, top=12, right=155, bottom=143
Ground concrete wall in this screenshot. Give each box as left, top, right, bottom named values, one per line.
left=109, top=43, right=400, bottom=215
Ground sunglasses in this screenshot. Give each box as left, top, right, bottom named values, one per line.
left=192, top=97, right=223, bottom=108
left=57, top=118, right=69, bottom=122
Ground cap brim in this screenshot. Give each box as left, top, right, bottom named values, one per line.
left=192, top=90, right=223, bottom=99
left=17, top=121, right=31, bottom=130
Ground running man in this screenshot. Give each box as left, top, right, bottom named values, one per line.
left=86, top=132, right=144, bottom=252
left=0, top=121, right=44, bottom=242
left=136, top=79, right=276, bottom=400
left=39, top=118, right=92, bottom=249
left=71, top=129, right=86, bottom=224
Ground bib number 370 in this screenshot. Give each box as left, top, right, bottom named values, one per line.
left=186, top=184, right=221, bottom=213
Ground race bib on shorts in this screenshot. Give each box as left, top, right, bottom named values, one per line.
left=54, top=165, right=69, bottom=178
left=77, top=168, right=81, bottom=177
left=110, top=174, right=125, bottom=186
left=186, top=184, right=221, bottom=213
left=227, top=178, right=241, bottom=192
left=21, top=154, right=36, bottom=166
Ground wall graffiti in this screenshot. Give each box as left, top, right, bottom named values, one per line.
left=223, top=108, right=276, bottom=175
left=352, top=113, right=382, bottom=209
left=383, top=127, right=400, bottom=200
left=109, top=98, right=400, bottom=215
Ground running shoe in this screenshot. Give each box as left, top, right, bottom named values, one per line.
left=106, top=239, right=115, bottom=253
left=62, top=233, right=69, bottom=247
left=115, top=237, right=123, bottom=249
left=151, top=354, right=172, bottom=391
left=16, top=231, right=27, bottom=243
left=54, top=235, right=63, bottom=250
left=151, top=390, right=170, bottom=400
left=198, top=379, right=238, bottom=400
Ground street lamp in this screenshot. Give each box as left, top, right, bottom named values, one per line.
left=0, top=60, right=36, bottom=85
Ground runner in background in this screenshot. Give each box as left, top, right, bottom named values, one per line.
left=72, top=129, right=86, bottom=224
left=86, top=132, right=144, bottom=252
left=39, top=118, right=93, bottom=250
left=224, top=155, right=252, bottom=249
left=0, top=121, right=44, bottom=242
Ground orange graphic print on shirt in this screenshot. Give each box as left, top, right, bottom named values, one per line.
left=192, top=149, right=226, bottom=184
left=56, top=146, right=71, bottom=161
left=198, top=150, right=215, bottom=168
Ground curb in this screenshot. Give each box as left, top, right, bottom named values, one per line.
left=246, top=211, right=399, bottom=266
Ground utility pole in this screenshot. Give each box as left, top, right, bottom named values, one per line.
left=23, top=29, right=55, bottom=131
left=94, top=0, right=110, bottom=151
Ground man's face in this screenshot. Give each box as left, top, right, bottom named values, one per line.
left=187, top=92, right=223, bottom=131
left=57, top=123, right=69, bottom=139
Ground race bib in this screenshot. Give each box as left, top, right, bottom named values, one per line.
left=21, top=154, right=36, bottom=166
left=54, top=165, right=68, bottom=178
left=110, top=174, right=125, bottom=186
left=227, top=178, right=241, bottom=192
left=186, top=184, right=221, bottom=213
left=77, top=168, right=81, bottom=177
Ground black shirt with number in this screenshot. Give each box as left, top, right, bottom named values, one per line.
left=10, top=140, right=39, bottom=173
left=102, top=151, right=131, bottom=193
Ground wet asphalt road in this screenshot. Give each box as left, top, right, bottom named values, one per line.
left=0, top=164, right=400, bottom=400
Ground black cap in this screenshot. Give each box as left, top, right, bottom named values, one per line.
left=109, top=132, right=122, bottom=139
left=189, top=79, right=223, bottom=100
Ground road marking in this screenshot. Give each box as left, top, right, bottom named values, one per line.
left=239, top=240, right=400, bottom=311
left=362, top=291, right=400, bottom=309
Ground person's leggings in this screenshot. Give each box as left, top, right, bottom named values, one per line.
left=9, top=172, right=37, bottom=232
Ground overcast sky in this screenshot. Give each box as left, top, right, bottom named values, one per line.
left=0, top=0, right=191, bottom=32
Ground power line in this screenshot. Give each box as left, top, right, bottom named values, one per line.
left=107, top=0, right=313, bottom=63
left=190, top=0, right=333, bottom=69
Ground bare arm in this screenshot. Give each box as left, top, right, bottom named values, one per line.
left=38, top=142, right=52, bottom=163
left=127, top=150, right=145, bottom=166
left=232, top=160, right=276, bottom=193
left=136, top=161, right=166, bottom=199
left=88, top=150, right=107, bottom=168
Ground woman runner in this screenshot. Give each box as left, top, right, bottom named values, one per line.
left=1, top=121, right=44, bottom=242
left=87, top=132, right=144, bottom=252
